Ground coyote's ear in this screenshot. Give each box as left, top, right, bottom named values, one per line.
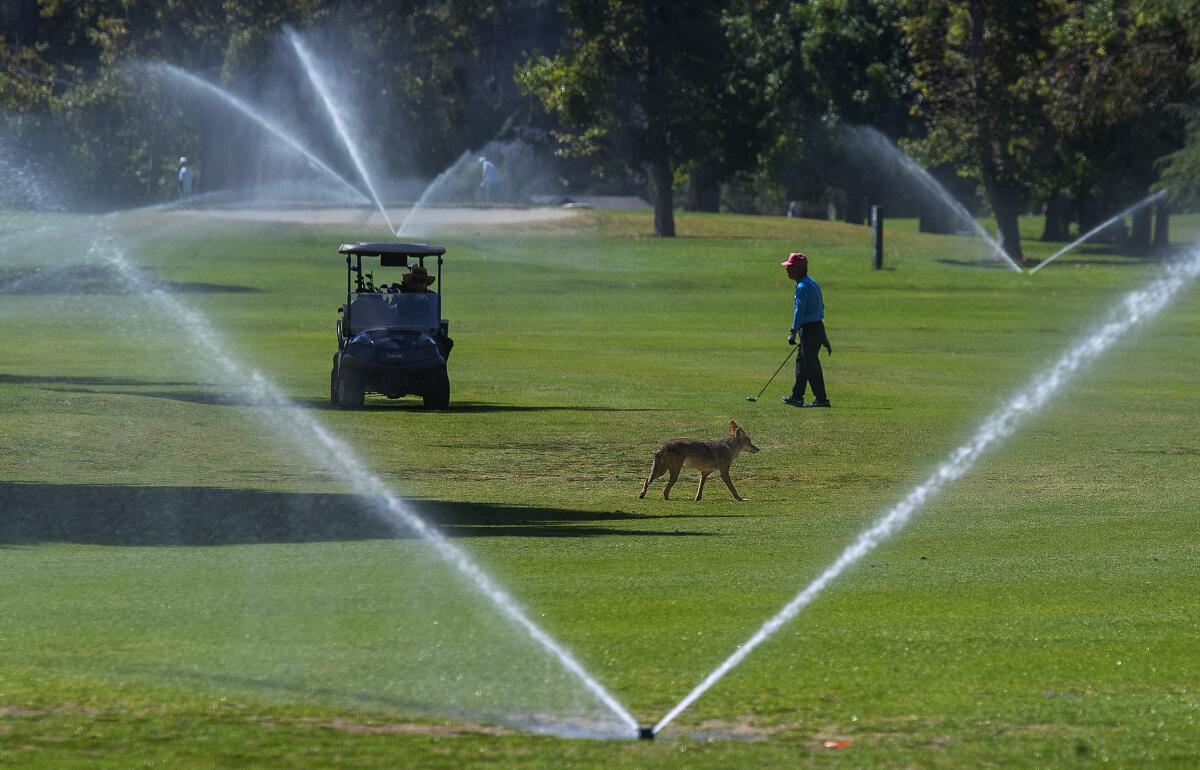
left=729, top=420, right=739, bottom=435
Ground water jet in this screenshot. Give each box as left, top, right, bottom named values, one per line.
left=85, top=223, right=638, bottom=738
left=652, top=244, right=1200, bottom=735
left=846, top=126, right=1023, bottom=272
left=148, top=63, right=369, bottom=207
left=1029, top=190, right=1168, bottom=274
left=395, top=150, right=473, bottom=236
left=286, top=28, right=397, bottom=235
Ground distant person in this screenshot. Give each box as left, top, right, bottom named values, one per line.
left=478, top=156, right=499, bottom=202
left=780, top=251, right=832, bottom=408
left=400, top=265, right=435, bottom=293
left=178, top=156, right=194, bottom=198
left=787, top=201, right=800, bottom=218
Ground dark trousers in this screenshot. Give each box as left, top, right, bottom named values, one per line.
left=791, top=321, right=828, bottom=402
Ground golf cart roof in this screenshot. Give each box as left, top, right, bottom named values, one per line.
left=339, top=242, right=446, bottom=258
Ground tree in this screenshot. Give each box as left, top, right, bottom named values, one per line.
left=519, top=0, right=772, bottom=236
left=2, top=0, right=548, bottom=204
left=901, top=0, right=1062, bottom=262
left=1156, top=0, right=1200, bottom=212
left=2, top=0, right=329, bottom=204
left=786, top=0, right=916, bottom=224
left=1042, top=0, right=1189, bottom=247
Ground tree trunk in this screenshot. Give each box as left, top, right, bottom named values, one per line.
left=918, top=204, right=957, bottom=234
left=1153, top=200, right=1170, bottom=250
left=969, top=0, right=1023, bottom=264
left=983, top=175, right=1024, bottom=263
left=842, top=176, right=866, bottom=225
left=651, top=153, right=676, bottom=237
left=993, top=200, right=1024, bottom=263
left=686, top=163, right=720, bottom=212
left=1130, top=205, right=1151, bottom=249
left=1041, top=195, right=1068, bottom=241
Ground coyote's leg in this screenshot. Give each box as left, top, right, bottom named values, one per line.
left=720, top=468, right=744, bottom=501
left=639, top=454, right=664, bottom=498
left=695, top=471, right=711, bottom=501
left=663, top=464, right=681, bottom=500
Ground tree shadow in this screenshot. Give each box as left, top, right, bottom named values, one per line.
left=1024, top=257, right=1149, bottom=269
left=35, top=386, right=271, bottom=407
left=0, top=481, right=720, bottom=546
left=0, top=373, right=202, bottom=388
left=0, top=264, right=262, bottom=295
left=934, top=258, right=1016, bottom=269
left=114, top=665, right=611, bottom=736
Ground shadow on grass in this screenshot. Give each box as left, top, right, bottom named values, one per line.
left=0, top=373, right=202, bottom=388
left=0, top=481, right=717, bottom=546
left=1024, top=256, right=1151, bottom=269
left=7, top=376, right=670, bottom=413
left=934, top=258, right=1019, bottom=269
left=114, top=664, right=610, bottom=736
left=28, top=381, right=676, bottom=407
left=36, top=386, right=270, bottom=407
left=0, top=264, right=262, bottom=295
left=299, top=399, right=672, bottom=413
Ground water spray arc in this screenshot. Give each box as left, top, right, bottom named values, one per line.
left=152, top=64, right=369, bottom=205
left=286, top=29, right=396, bottom=235
left=94, top=230, right=638, bottom=738
left=849, top=127, right=1023, bottom=273
left=651, top=247, right=1200, bottom=737
left=395, top=151, right=473, bottom=236
left=1029, top=190, right=1168, bottom=275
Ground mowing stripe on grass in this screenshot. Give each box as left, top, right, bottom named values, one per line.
left=653, top=247, right=1200, bottom=736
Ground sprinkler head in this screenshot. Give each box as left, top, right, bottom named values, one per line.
left=638, top=726, right=655, bottom=741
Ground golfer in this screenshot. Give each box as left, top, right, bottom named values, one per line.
left=478, top=156, right=499, bottom=202
left=781, top=252, right=832, bottom=408
left=178, top=156, right=194, bottom=197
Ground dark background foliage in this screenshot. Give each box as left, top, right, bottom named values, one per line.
left=2, top=0, right=1196, bottom=237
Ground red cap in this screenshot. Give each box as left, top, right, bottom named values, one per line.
left=781, top=252, right=807, bottom=267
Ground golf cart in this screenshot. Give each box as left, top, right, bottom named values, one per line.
left=330, top=242, right=453, bottom=409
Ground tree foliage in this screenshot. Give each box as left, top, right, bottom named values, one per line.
left=1, top=0, right=1195, bottom=239
left=518, top=0, right=777, bottom=236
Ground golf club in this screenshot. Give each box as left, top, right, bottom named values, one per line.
left=746, top=346, right=798, bottom=402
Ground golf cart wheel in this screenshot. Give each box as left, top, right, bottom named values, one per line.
left=335, top=369, right=365, bottom=409
left=422, top=368, right=450, bottom=411
left=329, top=365, right=338, bottom=406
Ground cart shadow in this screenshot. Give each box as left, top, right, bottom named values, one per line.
left=0, top=481, right=718, bottom=546
left=10, top=381, right=671, bottom=413
left=299, top=399, right=673, bottom=413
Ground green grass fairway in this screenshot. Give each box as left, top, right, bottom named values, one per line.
left=2, top=208, right=1198, bottom=768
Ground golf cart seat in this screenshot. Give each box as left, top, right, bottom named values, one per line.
left=346, top=292, right=440, bottom=334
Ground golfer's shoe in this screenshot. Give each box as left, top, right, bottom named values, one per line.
left=803, top=399, right=832, bottom=408
left=781, top=395, right=806, bottom=407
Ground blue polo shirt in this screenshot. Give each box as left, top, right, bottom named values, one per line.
left=792, top=275, right=825, bottom=329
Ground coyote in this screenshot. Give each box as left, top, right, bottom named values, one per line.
left=639, top=421, right=760, bottom=501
